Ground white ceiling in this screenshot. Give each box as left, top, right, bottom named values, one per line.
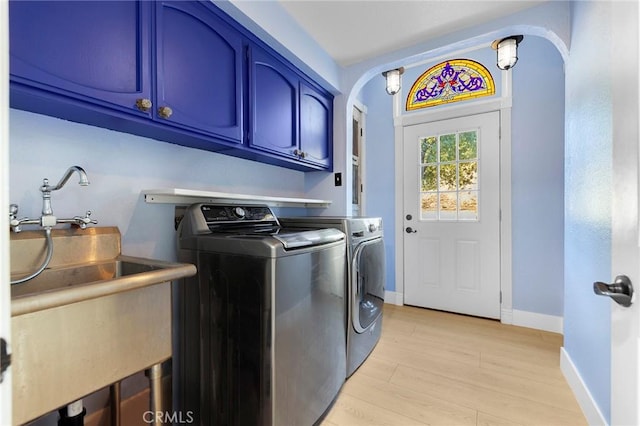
left=278, top=0, right=546, bottom=66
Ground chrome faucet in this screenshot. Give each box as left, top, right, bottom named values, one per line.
left=9, top=166, right=97, bottom=285
left=41, top=165, right=89, bottom=218
left=46, top=165, right=89, bottom=191
left=10, top=165, right=97, bottom=233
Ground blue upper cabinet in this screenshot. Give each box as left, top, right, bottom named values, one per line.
left=299, top=83, right=333, bottom=169
left=155, top=2, right=243, bottom=143
left=249, top=45, right=299, bottom=158
left=9, top=1, right=332, bottom=171
left=249, top=44, right=333, bottom=170
left=10, top=1, right=152, bottom=117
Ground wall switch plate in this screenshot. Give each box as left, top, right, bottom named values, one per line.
left=334, top=172, right=342, bottom=186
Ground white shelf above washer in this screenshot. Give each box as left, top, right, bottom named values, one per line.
left=142, top=188, right=331, bottom=208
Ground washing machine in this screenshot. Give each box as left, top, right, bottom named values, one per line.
left=279, top=216, right=385, bottom=377
left=175, top=204, right=347, bottom=425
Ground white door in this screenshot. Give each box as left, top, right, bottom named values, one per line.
left=0, top=0, right=12, bottom=423
left=403, top=111, right=501, bottom=319
left=610, top=2, right=639, bottom=423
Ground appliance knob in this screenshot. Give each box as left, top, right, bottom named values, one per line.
left=368, top=223, right=377, bottom=232
left=233, top=207, right=246, bottom=219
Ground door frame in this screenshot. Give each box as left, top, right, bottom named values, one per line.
left=1, top=0, right=12, bottom=422
left=393, top=71, right=514, bottom=323
left=352, top=101, right=367, bottom=216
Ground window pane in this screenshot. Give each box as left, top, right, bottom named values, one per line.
left=459, top=191, right=478, bottom=220
left=421, top=136, right=437, bottom=164
left=439, top=192, right=457, bottom=220
left=439, top=134, right=456, bottom=162
left=439, top=163, right=457, bottom=191
left=421, top=165, right=437, bottom=191
left=406, top=59, right=496, bottom=111
left=352, top=163, right=359, bottom=204
left=459, top=131, right=477, bottom=160
left=416, top=128, right=479, bottom=223
left=459, top=161, right=478, bottom=190
left=421, top=193, right=437, bottom=220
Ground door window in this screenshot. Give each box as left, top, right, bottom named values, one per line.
left=420, top=129, right=479, bottom=221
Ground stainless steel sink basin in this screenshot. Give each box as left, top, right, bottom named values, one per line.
left=9, top=227, right=197, bottom=425
left=12, top=259, right=161, bottom=295
left=11, top=255, right=196, bottom=316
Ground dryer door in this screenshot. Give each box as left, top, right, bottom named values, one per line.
left=352, top=238, right=385, bottom=333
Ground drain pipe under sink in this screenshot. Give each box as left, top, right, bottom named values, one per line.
left=57, top=400, right=85, bottom=426
left=110, top=382, right=121, bottom=426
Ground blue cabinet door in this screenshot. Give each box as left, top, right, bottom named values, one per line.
left=10, top=1, right=152, bottom=117
left=156, top=2, right=243, bottom=144
left=248, top=44, right=299, bottom=158
left=299, top=83, right=333, bottom=169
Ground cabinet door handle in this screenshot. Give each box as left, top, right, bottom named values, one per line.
left=158, top=106, right=173, bottom=119
left=135, top=98, right=152, bottom=112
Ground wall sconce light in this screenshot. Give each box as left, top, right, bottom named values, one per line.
left=382, top=67, right=405, bottom=95
left=491, top=35, right=523, bottom=70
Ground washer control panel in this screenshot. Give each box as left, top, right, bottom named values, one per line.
left=201, top=205, right=275, bottom=224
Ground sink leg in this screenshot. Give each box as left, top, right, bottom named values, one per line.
left=145, top=363, right=163, bottom=426
left=109, top=382, right=121, bottom=426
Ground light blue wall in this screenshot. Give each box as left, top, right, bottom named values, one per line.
left=512, top=36, right=565, bottom=317
left=360, top=76, right=396, bottom=291
left=564, top=1, right=613, bottom=421
left=358, top=42, right=565, bottom=317
left=9, top=110, right=308, bottom=261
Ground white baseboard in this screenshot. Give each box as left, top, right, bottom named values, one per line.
left=384, top=290, right=403, bottom=305
left=389, top=302, right=562, bottom=334
left=501, top=308, right=514, bottom=325
left=510, top=309, right=563, bottom=334
left=560, top=347, right=607, bottom=425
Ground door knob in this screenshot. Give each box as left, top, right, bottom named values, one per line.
left=405, top=227, right=417, bottom=234
left=593, top=275, right=634, bottom=307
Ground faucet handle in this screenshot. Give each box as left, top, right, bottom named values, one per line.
left=74, top=210, right=98, bottom=229
left=10, top=204, right=23, bottom=232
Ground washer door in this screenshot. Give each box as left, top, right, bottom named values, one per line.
left=352, top=238, right=385, bottom=333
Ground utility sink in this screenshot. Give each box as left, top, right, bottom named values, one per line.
left=11, top=255, right=195, bottom=316
left=12, top=259, right=166, bottom=298
left=10, top=227, right=196, bottom=425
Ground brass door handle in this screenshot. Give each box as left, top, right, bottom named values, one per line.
left=158, top=106, right=173, bottom=119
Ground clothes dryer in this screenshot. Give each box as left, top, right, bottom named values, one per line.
left=279, top=216, right=385, bottom=377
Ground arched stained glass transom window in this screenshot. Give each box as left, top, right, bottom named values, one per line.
left=406, top=59, right=495, bottom=111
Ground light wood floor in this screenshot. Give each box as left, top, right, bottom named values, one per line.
left=322, top=305, right=587, bottom=426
